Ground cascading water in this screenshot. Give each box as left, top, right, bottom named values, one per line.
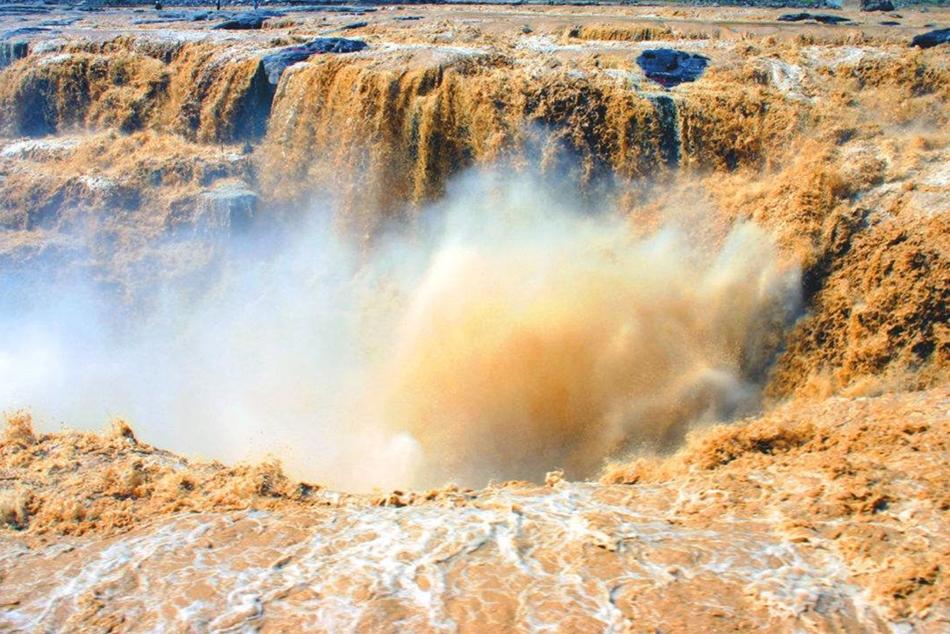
left=0, top=5, right=948, bottom=631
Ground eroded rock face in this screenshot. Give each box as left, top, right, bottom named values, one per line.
left=260, top=37, right=368, bottom=86
left=636, top=49, right=709, bottom=87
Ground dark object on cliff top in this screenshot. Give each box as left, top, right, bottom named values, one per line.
left=911, top=28, right=950, bottom=49
left=778, top=13, right=850, bottom=25
left=213, top=11, right=283, bottom=30
left=261, top=37, right=367, bottom=86
left=213, top=12, right=265, bottom=30
left=636, top=49, right=708, bottom=88
left=341, top=21, right=368, bottom=29
left=879, top=20, right=900, bottom=26
left=860, top=0, right=894, bottom=12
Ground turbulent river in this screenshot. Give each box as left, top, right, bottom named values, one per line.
left=1, top=1, right=948, bottom=632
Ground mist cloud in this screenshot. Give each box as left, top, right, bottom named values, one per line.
left=0, top=169, right=800, bottom=490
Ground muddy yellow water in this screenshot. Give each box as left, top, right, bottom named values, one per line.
left=0, top=2, right=948, bottom=631
left=2, top=389, right=948, bottom=630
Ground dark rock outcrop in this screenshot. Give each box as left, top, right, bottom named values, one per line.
left=260, top=37, right=367, bottom=86
left=911, top=28, right=949, bottom=49
left=636, top=49, right=709, bottom=88
left=777, top=13, right=850, bottom=25
left=228, top=61, right=275, bottom=141
left=292, top=5, right=376, bottom=14
left=2, top=27, right=50, bottom=39
left=212, top=11, right=282, bottom=30
left=860, top=0, right=895, bottom=12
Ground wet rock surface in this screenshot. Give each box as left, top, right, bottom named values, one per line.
left=0, top=5, right=51, bottom=17
left=261, top=37, right=367, bottom=85
left=132, top=9, right=212, bottom=24
left=778, top=12, right=851, bottom=24
left=861, top=0, right=895, bottom=12
left=636, top=48, right=709, bottom=87
left=912, top=27, right=950, bottom=48
left=212, top=11, right=275, bottom=30
left=38, top=17, right=80, bottom=27
left=1, top=27, right=50, bottom=39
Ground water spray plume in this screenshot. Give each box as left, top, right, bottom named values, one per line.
left=0, top=170, right=798, bottom=490
left=375, top=173, right=799, bottom=486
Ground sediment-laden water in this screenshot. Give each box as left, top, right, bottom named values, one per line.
left=0, top=3, right=948, bottom=631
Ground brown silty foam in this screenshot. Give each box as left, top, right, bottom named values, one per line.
left=1, top=388, right=948, bottom=629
